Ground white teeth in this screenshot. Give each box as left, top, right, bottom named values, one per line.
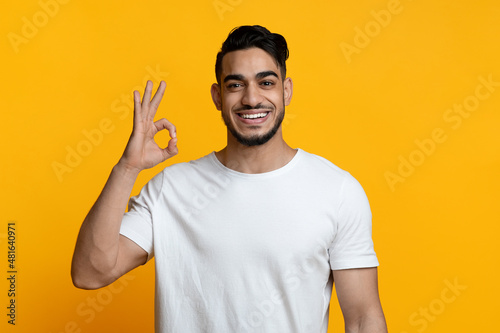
left=240, top=112, right=268, bottom=119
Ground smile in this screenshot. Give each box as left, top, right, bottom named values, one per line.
left=238, top=112, right=269, bottom=119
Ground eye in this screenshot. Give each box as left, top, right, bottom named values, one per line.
left=227, top=82, right=243, bottom=90
left=260, top=81, right=275, bottom=87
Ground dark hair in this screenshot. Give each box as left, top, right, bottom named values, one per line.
left=215, top=25, right=289, bottom=85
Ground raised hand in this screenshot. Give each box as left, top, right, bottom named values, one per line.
left=119, top=80, right=178, bottom=173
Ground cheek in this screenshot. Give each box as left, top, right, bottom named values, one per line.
left=270, top=92, right=285, bottom=107
left=221, top=92, right=237, bottom=105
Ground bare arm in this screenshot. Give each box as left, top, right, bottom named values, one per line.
left=71, top=81, right=177, bottom=289
left=333, top=267, right=387, bottom=333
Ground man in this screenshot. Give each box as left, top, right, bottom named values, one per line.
left=71, top=25, right=387, bottom=332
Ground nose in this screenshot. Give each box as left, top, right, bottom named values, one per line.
left=241, top=82, right=263, bottom=107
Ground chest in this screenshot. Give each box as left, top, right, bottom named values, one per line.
left=156, top=178, right=337, bottom=273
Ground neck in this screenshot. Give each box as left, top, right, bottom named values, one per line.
left=215, top=128, right=296, bottom=174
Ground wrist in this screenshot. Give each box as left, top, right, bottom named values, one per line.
left=114, top=159, right=142, bottom=179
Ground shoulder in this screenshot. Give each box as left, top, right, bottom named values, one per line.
left=296, top=149, right=356, bottom=184
left=295, top=149, right=369, bottom=205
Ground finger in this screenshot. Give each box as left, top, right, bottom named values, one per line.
left=149, top=81, right=166, bottom=116
left=133, top=90, right=142, bottom=123
left=154, top=118, right=176, bottom=139
left=163, top=137, right=178, bottom=158
left=141, top=80, right=153, bottom=109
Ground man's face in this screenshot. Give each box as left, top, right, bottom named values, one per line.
left=211, top=47, right=293, bottom=146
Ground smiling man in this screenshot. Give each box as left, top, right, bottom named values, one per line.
left=71, top=25, right=387, bottom=333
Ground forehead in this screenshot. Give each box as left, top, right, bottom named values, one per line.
left=221, top=47, right=281, bottom=80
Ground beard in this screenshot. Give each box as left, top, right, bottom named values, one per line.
left=221, top=103, right=285, bottom=147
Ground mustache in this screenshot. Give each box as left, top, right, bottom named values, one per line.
left=234, top=104, right=274, bottom=112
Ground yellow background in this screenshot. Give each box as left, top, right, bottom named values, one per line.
left=2, top=0, right=499, bottom=332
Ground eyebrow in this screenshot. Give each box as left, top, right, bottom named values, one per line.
left=256, top=70, right=279, bottom=80
left=223, top=74, right=244, bottom=83
left=223, top=71, right=279, bottom=83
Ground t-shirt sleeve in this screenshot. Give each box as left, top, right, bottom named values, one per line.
left=328, top=174, right=379, bottom=270
left=119, top=171, right=164, bottom=262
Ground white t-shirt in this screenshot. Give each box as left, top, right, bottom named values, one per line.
left=120, top=149, right=379, bottom=333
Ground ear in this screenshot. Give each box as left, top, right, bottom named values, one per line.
left=283, top=77, right=293, bottom=106
left=211, top=83, right=222, bottom=110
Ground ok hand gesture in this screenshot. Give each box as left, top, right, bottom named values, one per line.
left=119, top=80, right=178, bottom=173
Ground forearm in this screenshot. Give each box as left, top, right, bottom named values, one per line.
left=71, top=161, right=140, bottom=288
